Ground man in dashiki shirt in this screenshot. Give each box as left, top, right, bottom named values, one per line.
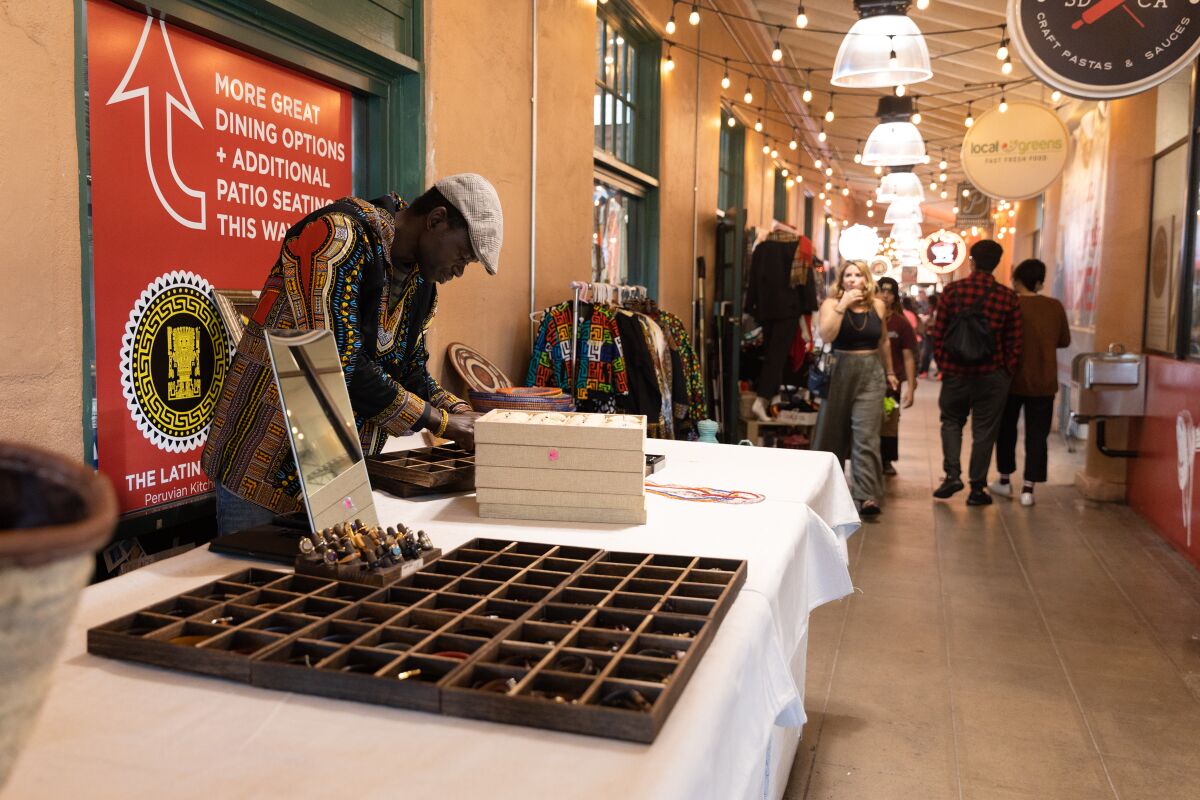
left=202, top=174, right=503, bottom=533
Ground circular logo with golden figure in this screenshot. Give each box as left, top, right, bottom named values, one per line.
left=120, top=271, right=229, bottom=453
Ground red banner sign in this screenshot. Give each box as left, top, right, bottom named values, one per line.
left=87, top=0, right=353, bottom=512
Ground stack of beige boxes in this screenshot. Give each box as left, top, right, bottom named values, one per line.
left=474, top=410, right=647, bottom=524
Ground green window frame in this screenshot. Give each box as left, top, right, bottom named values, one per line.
left=773, top=168, right=788, bottom=224
left=594, top=0, right=660, bottom=295
left=803, top=194, right=814, bottom=239
left=718, top=108, right=744, bottom=212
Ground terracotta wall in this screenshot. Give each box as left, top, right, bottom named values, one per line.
left=0, top=1, right=83, bottom=459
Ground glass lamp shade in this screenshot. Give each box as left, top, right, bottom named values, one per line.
left=830, top=15, right=932, bottom=89
left=884, top=200, right=923, bottom=225
left=876, top=171, right=925, bottom=204
left=890, top=221, right=922, bottom=246
left=896, top=249, right=921, bottom=267
left=862, top=122, right=926, bottom=167
left=838, top=224, right=881, bottom=262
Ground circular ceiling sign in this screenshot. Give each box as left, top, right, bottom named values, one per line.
left=921, top=230, right=968, bottom=275
left=960, top=102, right=1070, bottom=200
left=1008, top=0, right=1200, bottom=99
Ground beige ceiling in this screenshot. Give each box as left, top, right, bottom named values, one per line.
left=720, top=0, right=1053, bottom=216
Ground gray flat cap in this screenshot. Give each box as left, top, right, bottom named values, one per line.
left=434, top=173, right=503, bottom=275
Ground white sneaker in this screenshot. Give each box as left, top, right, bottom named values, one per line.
left=1020, top=492, right=1035, bottom=507
left=750, top=397, right=771, bottom=421
left=989, top=481, right=1013, bottom=499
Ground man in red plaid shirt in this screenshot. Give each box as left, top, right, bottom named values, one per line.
left=929, top=239, right=1022, bottom=506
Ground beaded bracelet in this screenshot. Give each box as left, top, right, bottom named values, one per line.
left=434, top=409, right=449, bottom=438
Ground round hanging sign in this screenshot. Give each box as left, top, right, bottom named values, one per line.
left=1008, top=0, right=1200, bottom=100
left=920, top=230, right=968, bottom=275
left=960, top=102, right=1070, bottom=200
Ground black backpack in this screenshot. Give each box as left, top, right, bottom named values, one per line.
left=943, top=290, right=995, bottom=366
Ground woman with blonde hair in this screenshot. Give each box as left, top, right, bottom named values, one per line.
left=813, top=262, right=899, bottom=517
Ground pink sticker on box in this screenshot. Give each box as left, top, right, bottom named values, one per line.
left=548, top=448, right=559, bottom=462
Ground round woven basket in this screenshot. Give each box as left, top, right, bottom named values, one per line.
left=468, top=387, right=575, bottom=413
left=0, top=443, right=117, bottom=788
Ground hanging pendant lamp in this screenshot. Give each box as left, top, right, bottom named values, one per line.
left=884, top=199, right=923, bottom=224
left=831, top=0, right=932, bottom=89
left=890, top=221, right=923, bottom=246
left=862, top=96, right=926, bottom=167
left=838, top=225, right=882, bottom=261
left=876, top=168, right=925, bottom=204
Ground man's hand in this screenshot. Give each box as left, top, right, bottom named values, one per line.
left=902, top=384, right=915, bottom=408
left=441, top=411, right=481, bottom=451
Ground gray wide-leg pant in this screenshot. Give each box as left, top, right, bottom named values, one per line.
left=813, top=353, right=886, bottom=504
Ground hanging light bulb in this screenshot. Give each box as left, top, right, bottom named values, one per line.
left=964, top=102, right=974, bottom=128
left=663, top=47, right=675, bottom=73
left=818, top=191, right=826, bottom=200
left=939, top=157, right=948, bottom=170
left=952, top=206, right=959, bottom=214
left=895, top=84, right=906, bottom=98
left=727, top=114, right=736, bottom=128
left=866, top=199, right=873, bottom=208
left=825, top=167, right=833, bottom=176
left=825, top=94, right=835, bottom=122
left=771, top=148, right=779, bottom=158
left=744, top=81, right=754, bottom=105
left=754, top=116, right=763, bottom=132
left=912, top=108, right=922, bottom=125
left=689, top=3, right=700, bottom=25
left=916, top=0, right=930, bottom=9
left=786, top=177, right=795, bottom=188
left=929, top=180, right=938, bottom=191
left=825, top=180, right=833, bottom=190
left=825, top=197, right=832, bottom=207
left=795, top=174, right=803, bottom=184
left=842, top=186, right=850, bottom=196
left=939, top=172, right=947, bottom=182
left=1001, top=56, right=1013, bottom=76
left=818, top=127, right=827, bottom=143
left=666, top=5, right=677, bottom=35
left=997, top=27, right=1009, bottom=61
left=796, top=3, right=809, bottom=28
left=721, top=60, right=731, bottom=90
left=762, top=143, right=770, bottom=154
left=772, top=28, right=784, bottom=62
left=781, top=168, right=789, bottom=177
left=940, top=190, right=948, bottom=199
left=789, top=132, right=798, bottom=150
left=854, top=151, right=862, bottom=164
left=1051, top=89, right=1063, bottom=103
left=874, top=165, right=883, bottom=175
left=867, top=209, right=875, bottom=218
left=962, top=188, right=970, bottom=198
left=814, top=158, right=822, bottom=169
left=999, top=90, right=1008, bottom=113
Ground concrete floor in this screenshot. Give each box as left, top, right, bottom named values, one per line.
left=784, top=386, right=1200, bottom=799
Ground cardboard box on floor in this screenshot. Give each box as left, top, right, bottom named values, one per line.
left=473, top=410, right=647, bottom=524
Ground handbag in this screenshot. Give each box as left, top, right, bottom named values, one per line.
left=807, top=345, right=835, bottom=399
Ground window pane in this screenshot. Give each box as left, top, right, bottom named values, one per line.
left=593, top=179, right=641, bottom=286
left=614, top=99, right=626, bottom=163
left=1146, top=145, right=1187, bottom=354
left=593, top=85, right=605, bottom=149
left=596, top=17, right=605, bottom=82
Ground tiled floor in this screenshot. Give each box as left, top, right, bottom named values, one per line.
left=784, top=387, right=1200, bottom=800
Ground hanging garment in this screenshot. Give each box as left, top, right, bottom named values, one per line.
left=637, top=313, right=675, bottom=440
left=527, top=301, right=629, bottom=403
left=652, top=309, right=707, bottom=429
left=614, top=311, right=664, bottom=433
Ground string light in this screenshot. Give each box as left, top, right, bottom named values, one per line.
left=771, top=148, right=779, bottom=158
left=866, top=199, right=873, bottom=208
left=754, top=115, right=763, bottom=132
left=939, top=172, right=947, bottom=182
left=795, top=174, right=803, bottom=183
left=818, top=126, right=827, bottom=142
left=814, top=158, right=822, bottom=169
left=664, top=46, right=675, bottom=73
left=825, top=167, right=833, bottom=176
left=689, top=3, right=700, bottom=25
left=867, top=209, right=874, bottom=218
left=762, top=143, right=770, bottom=154
left=825, top=180, right=833, bottom=190
left=1051, top=89, right=1063, bottom=102
left=825, top=197, right=832, bottom=207
left=939, top=156, right=948, bottom=171
left=721, top=59, right=731, bottom=90
left=727, top=114, right=736, bottom=127
left=786, top=177, right=795, bottom=188
left=912, top=100, right=922, bottom=125
left=999, top=89, right=1008, bottom=113
left=854, top=140, right=862, bottom=164
left=1001, top=56, right=1013, bottom=76
left=842, top=186, right=850, bottom=197
left=895, top=84, right=906, bottom=98
left=952, top=206, right=960, bottom=214
left=997, top=26, right=1009, bottom=61
left=789, top=132, right=798, bottom=150
left=965, top=102, right=975, bottom=128
left=962, top=188, right=970, bottom=197
left=929, top=180, right=938, bottom=191
left=825, top=94, right=835, bottom=122
left=744, top=80, right=754, bottom=105
left=940, top=190, right=948, bottom=199
left=874, top=165, right=882, bottom=175
left=796, top=3, right=808, bottom=29
left=666, top=4, right=677, bottom=35
left=818, top=191, right=826, bottom=200
left=781, top=168, right=789, bottom=177
left=916, top=0, right=930, bottom=9
left=802, top=70, right=813, bottom=104
left=772, top=28, right=784, bottom=62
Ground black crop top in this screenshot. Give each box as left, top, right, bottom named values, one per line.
left=832, top=307, right=882, bottom=351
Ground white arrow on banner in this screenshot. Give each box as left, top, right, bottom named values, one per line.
left=107, top=16, right=206, bottom=230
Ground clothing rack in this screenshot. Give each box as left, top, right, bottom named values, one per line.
left=568, top=281, right=647, bottom=388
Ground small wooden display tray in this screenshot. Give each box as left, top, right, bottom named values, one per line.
left=87, top=540, right=746, bottom=743
left=366, top=445, right=475, bottom=496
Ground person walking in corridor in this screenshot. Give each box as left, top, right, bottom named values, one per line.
left=813, top=262, right=899, bottom=517
left=929, top=240, right=1022, bottom=506
left=991, top=259, right=1071, bottom=507
left=876, top=277, right=918, bottom=476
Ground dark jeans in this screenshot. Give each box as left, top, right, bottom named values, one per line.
left=215, top=482, right=276, bottom=536
left=919, top=336, right=935, bottom=374
left=939, top=371, right=1011, bottom=488
left=755, top=317, right=800, bottom=398
left=996, top=394, right=1055, bottom=483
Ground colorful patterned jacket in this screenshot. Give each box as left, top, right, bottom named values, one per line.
left=201, top=194, right=467, bottom=513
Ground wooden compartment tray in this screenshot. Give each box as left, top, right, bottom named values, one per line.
left=88, top=541, right=746, bottom=743
left=366, top=445, right=475, bottom=495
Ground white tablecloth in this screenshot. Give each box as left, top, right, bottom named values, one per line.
left=3, top=441, right=855, bottom=800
